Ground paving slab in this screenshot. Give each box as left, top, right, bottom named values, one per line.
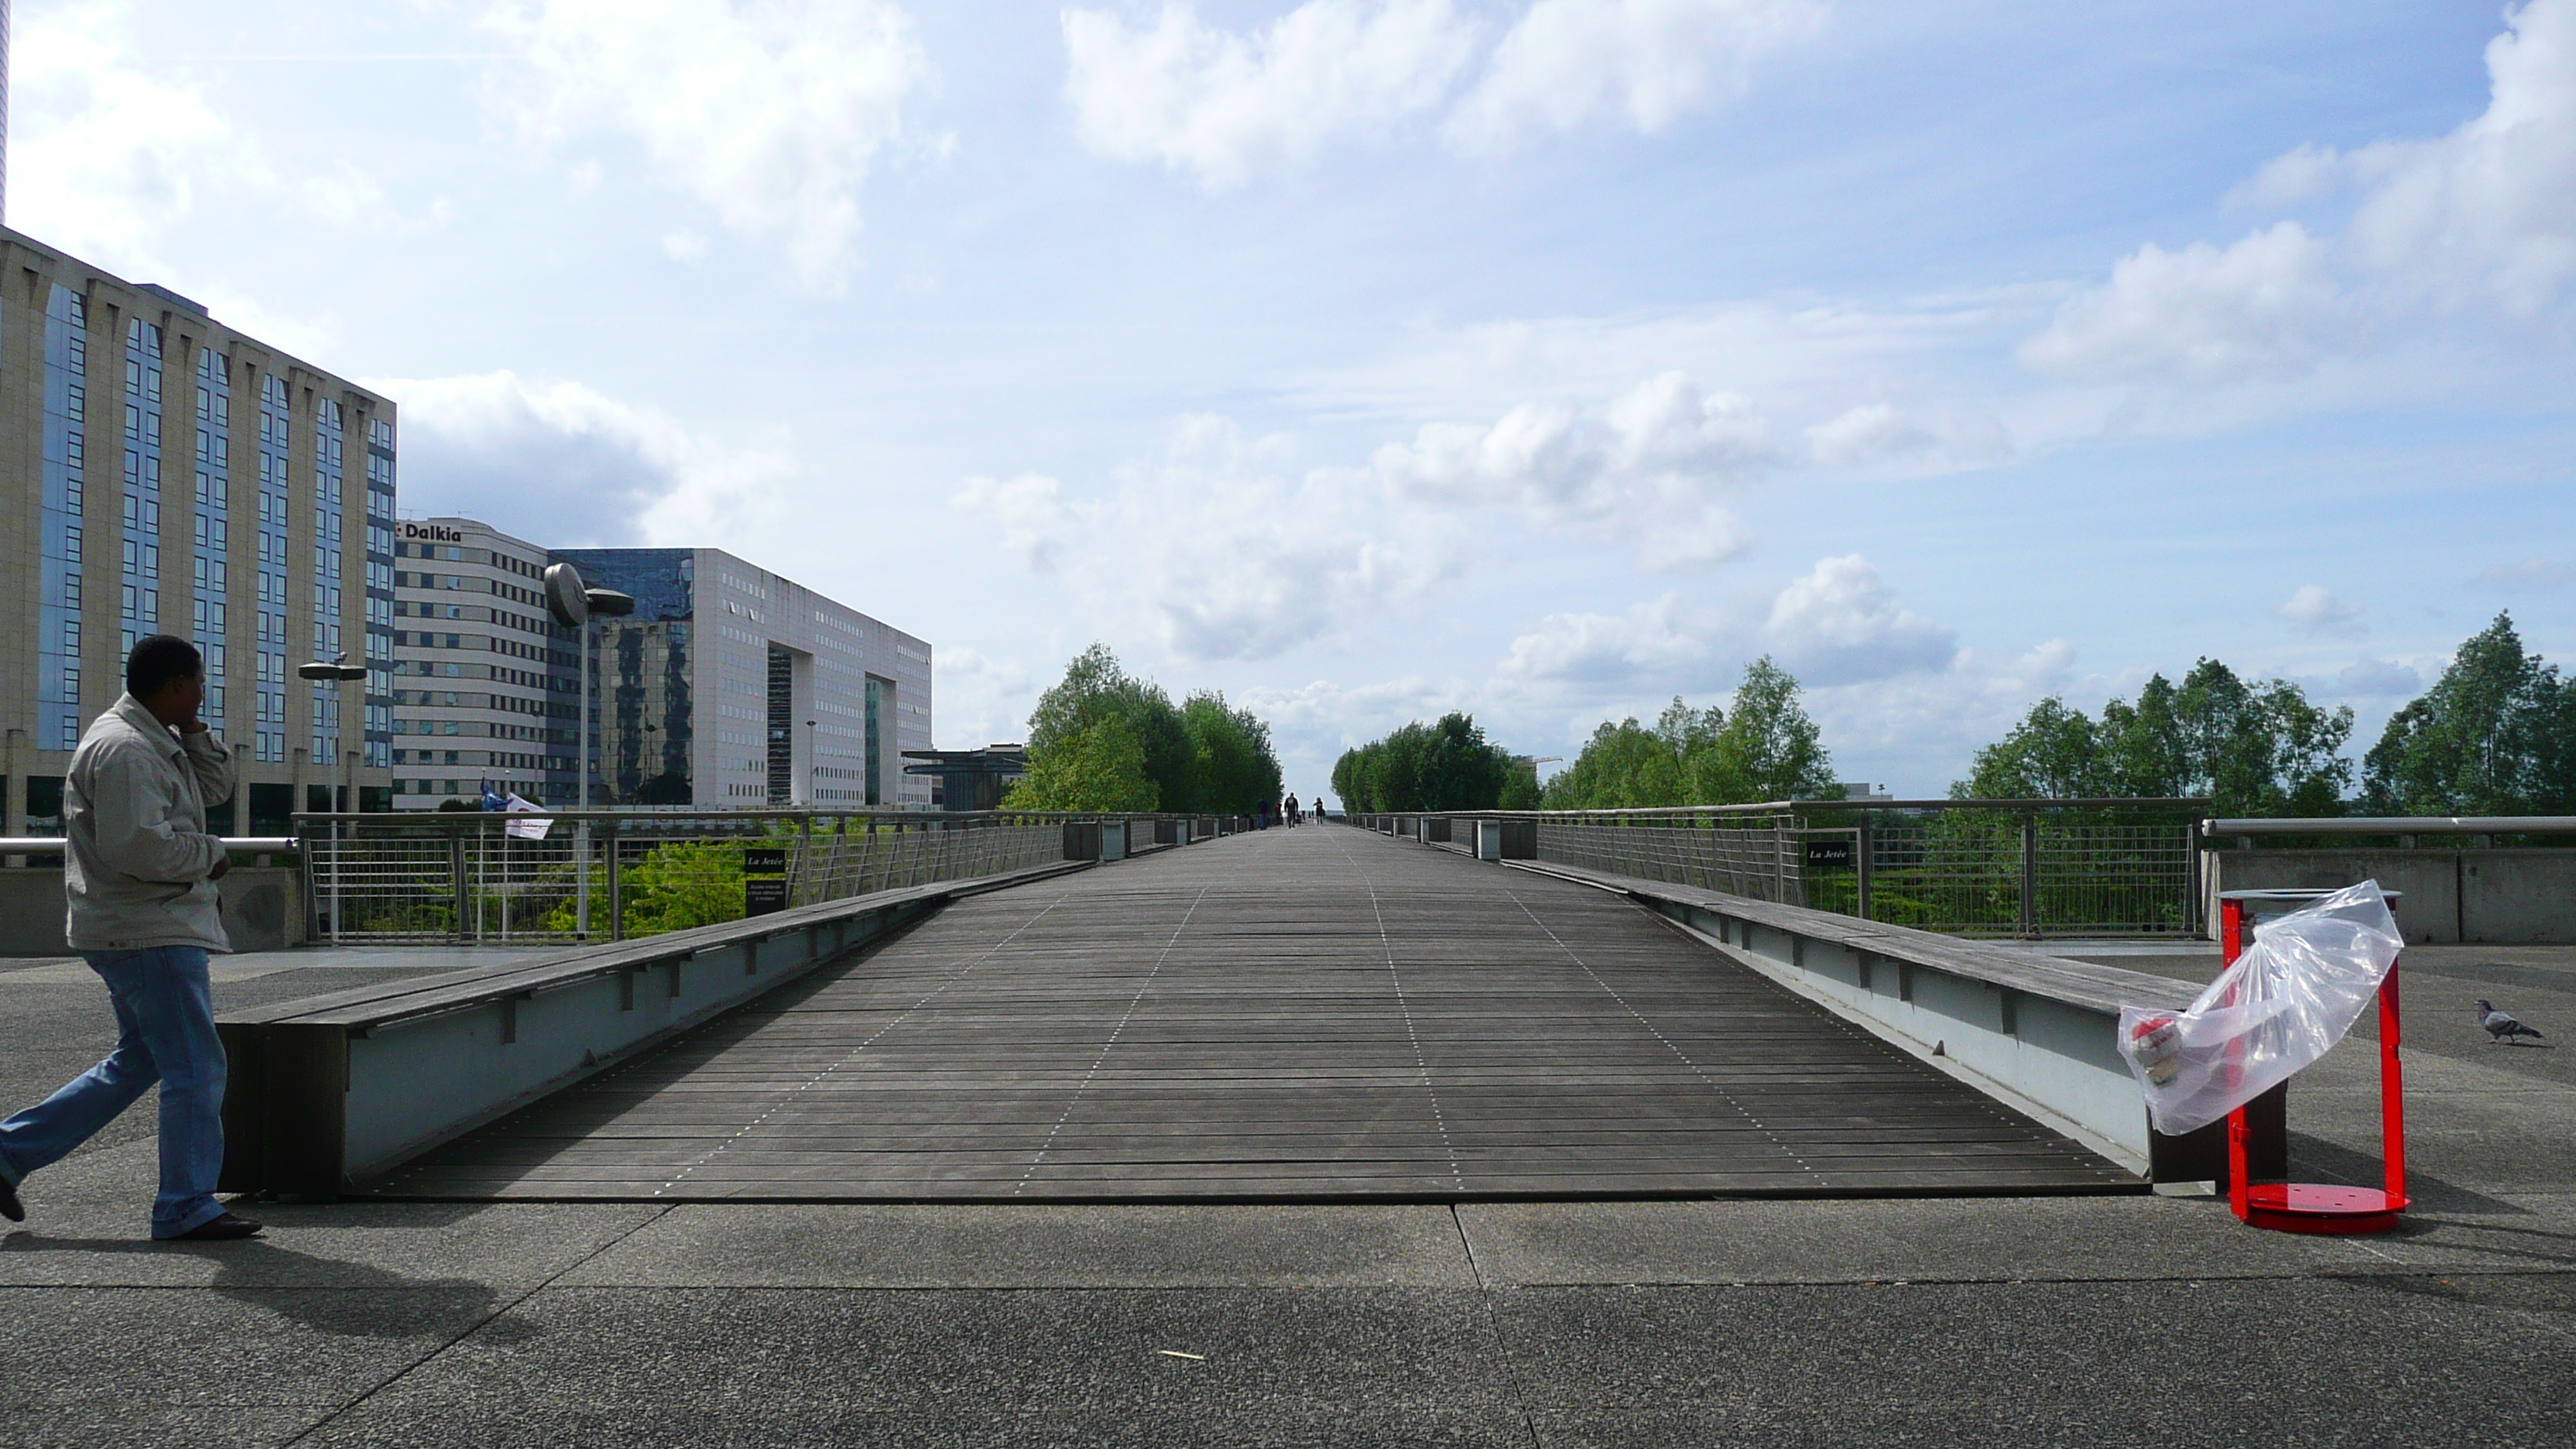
left=298, top=1286, right=1527, bottom=1447
left=0, top=1201, right=663, bottom=1288
left=562, top=1202, right=1477, bottom=1288
left=0, top=1284, right=507, bottom=1413
left=1498, top=1276, right=2576, bottom=1447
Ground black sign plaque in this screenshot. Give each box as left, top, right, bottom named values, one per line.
left=1802, top=838, right=1856, bottom=869
left=745, top=877, right=790, bottom=916
left=743, top=848, right=788, bottom=875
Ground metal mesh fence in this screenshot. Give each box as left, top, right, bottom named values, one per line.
left=1527, top=803, right=2201, bottom=938
left=301, top=811, right=1072, bottom=944
left=1535, top=814, right=1806, bottom=905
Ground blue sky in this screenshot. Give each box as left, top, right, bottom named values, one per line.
left=17, top=0, right=2574, bottom=798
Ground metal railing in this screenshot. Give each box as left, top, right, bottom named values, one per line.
left=1348, top=798, right=2210, bottom=939
left=2203, top=815, right=2576, bottom=844
left=296, top=809, right=1180, bottom=944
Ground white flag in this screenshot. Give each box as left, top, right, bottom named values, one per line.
left=503, top=793, right=553, bottom=841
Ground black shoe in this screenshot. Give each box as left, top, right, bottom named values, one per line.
left=0, top=1176, right=21, bottom=1223
left=170, top=1211, right=263, bottom=1242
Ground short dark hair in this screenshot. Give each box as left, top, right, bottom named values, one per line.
left=125, top=635, right=204, bottom=700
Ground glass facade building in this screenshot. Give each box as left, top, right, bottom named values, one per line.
left=1, top=231, right=397, bottom=835
left=391, top=540, right=931, bottom=810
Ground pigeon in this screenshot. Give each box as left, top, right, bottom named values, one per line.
left=2477, top=999, right=2545, bottom=1045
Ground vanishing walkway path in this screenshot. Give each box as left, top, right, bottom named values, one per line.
left=376, top=824, right=2128, bottom=1200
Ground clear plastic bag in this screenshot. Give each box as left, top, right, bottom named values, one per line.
left=2118, top=880, right=2404, bottom=1137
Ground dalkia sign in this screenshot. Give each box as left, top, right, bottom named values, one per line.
left=400, top=522, right=463, bottom=543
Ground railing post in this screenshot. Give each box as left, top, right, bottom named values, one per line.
left=1856, top=819, right=1873, bottom=922
left=2019, top=811, right=2039, bottom=939
left=575, top=820, right=593, bottom=940
left=450, top=829, right=469, bottom=946
left=608, top=817, right=625, bottom=942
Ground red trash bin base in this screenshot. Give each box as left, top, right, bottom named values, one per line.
left=2239, top=1183, right=2409, bottom=1235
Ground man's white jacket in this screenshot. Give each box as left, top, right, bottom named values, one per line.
left=64, top=694, right=237, bottom=953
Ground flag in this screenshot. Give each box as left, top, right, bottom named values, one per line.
left=480, top=779, right=506, bottom=812
left=503, top=793, right=553, bottom=841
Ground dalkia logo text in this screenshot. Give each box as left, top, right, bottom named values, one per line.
left=401, top=524, right=462, bottom=543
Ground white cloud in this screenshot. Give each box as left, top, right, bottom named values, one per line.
left=951, top=473, right=1074, bottom=573
left=1061, top=0, right=1478, bottom=190
left=1061, top=0, right=1823, bottom=186
left=1803, top=401, right=2012, bottom=472
left=478, top=0, right=928, bottom=288
left=1372, top=370, right=1768, bottom=568
left=2333, top=658, right=2424, bottom=697
left=2273, top=584, right=2366, bottom=634
left=952, top=415, right=1451, bottom=662
left=370, top=371, right=793, bottom=549
left=1444, top=0, right=1826, bottom=152
left=1762, top=554, right=1958, bottom=685
left=2019, top=223, right=2358, bottom=383
left=1495, top=554, right=1954, bottom=694
left=661, top=230, right=711, bottom=263
left=2030, top=0, right=2576, bottom=385
left=2335, top=0, right=2576, bottom=317
left=1498, top=594, right=1717, bottom=685
left=2478, top=557, right=2575, bottom=587
left=9, top=3, right=266, bottom=272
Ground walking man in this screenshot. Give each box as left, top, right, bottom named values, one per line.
left=0, top=635, right=262, bottom=1240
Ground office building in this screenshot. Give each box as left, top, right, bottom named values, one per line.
left=387, top=523, right=932, bottom=810
left=0, top=228, right=395, bottom=834
left=386, top=516, right=571, bottom=807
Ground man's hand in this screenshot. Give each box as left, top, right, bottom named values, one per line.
left=208, top=855, right=231, bottom=882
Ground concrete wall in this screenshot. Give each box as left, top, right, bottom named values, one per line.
left=2204, top=849, right=2576, bottom=944
left=0, top=866, right=303, bottom=955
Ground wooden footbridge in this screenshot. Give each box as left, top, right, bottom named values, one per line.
left=348, top=825, right=2136, bottom=1201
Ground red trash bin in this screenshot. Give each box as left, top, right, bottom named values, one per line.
left=2215, top=888, right=2408, bottom=1234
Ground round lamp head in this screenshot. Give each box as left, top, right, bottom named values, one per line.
left=584, top=587, right=636, bottom=618
left=296, top=661, right=339, bottom=681
left=543, top=562, right=589, bottom=627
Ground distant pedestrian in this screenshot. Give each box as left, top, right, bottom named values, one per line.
left=0, top=636, right=262, bottom=1241
left=1285, top=793, right=1300, bottom=826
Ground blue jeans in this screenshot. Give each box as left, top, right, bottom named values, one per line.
left=0, top=947, right=228, bottom=1238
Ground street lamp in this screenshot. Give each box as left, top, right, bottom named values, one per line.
left=296, top=653, right=370, bottom=810
left=543, top=563, right=635, bottom=939
left=805, top=718, right=817, bottom=806
left=296, top=653, right=369, bottom=941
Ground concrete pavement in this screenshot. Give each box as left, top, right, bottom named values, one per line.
left=4, top=906, right=2574, bottom=1444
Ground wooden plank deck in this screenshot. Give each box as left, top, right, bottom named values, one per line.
left=368, top=825, right=2136, bottom=1201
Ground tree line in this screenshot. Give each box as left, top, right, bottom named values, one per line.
left=1958, top=612, right=2576, bottom=817
left=1540, top=658, right=1839, bottom=808
left=1331, top=714, right=1541, bottom=812
left=1003, top=644, right=1284, bottom=814
left=1333, top=657, right=1841, bottom=813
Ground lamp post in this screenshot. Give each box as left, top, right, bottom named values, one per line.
left=296, top=654, right=368, bottom=940
left=805, top=718, right=817, bottom=806
left=543, top=563, right=635, bottom=939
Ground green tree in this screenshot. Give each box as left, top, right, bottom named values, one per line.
left=1955, top=659, right=2353, bottom=814
left=1701, top=657, right=1837, bottom=802
left=2364, top=612, right=2572, bottom=814
left=1332, top=714, right=1514, bottom=810
left=1025, top=643, right=1193, bottom=807
left=1005, top=715, right=1160, bottom=811
left=1954, top=697, right=2104, bottom=799
left=1543, top=658, right=1834, bottom=808
left=1180, top=691, right=1284, bottom=814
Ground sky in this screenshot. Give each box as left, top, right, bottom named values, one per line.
left=14, top=0, right=2574, bottom=800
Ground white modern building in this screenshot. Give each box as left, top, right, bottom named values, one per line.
left=388, top=522, right=932, bottom=810
left=386, top=516, right=570, bottom=808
